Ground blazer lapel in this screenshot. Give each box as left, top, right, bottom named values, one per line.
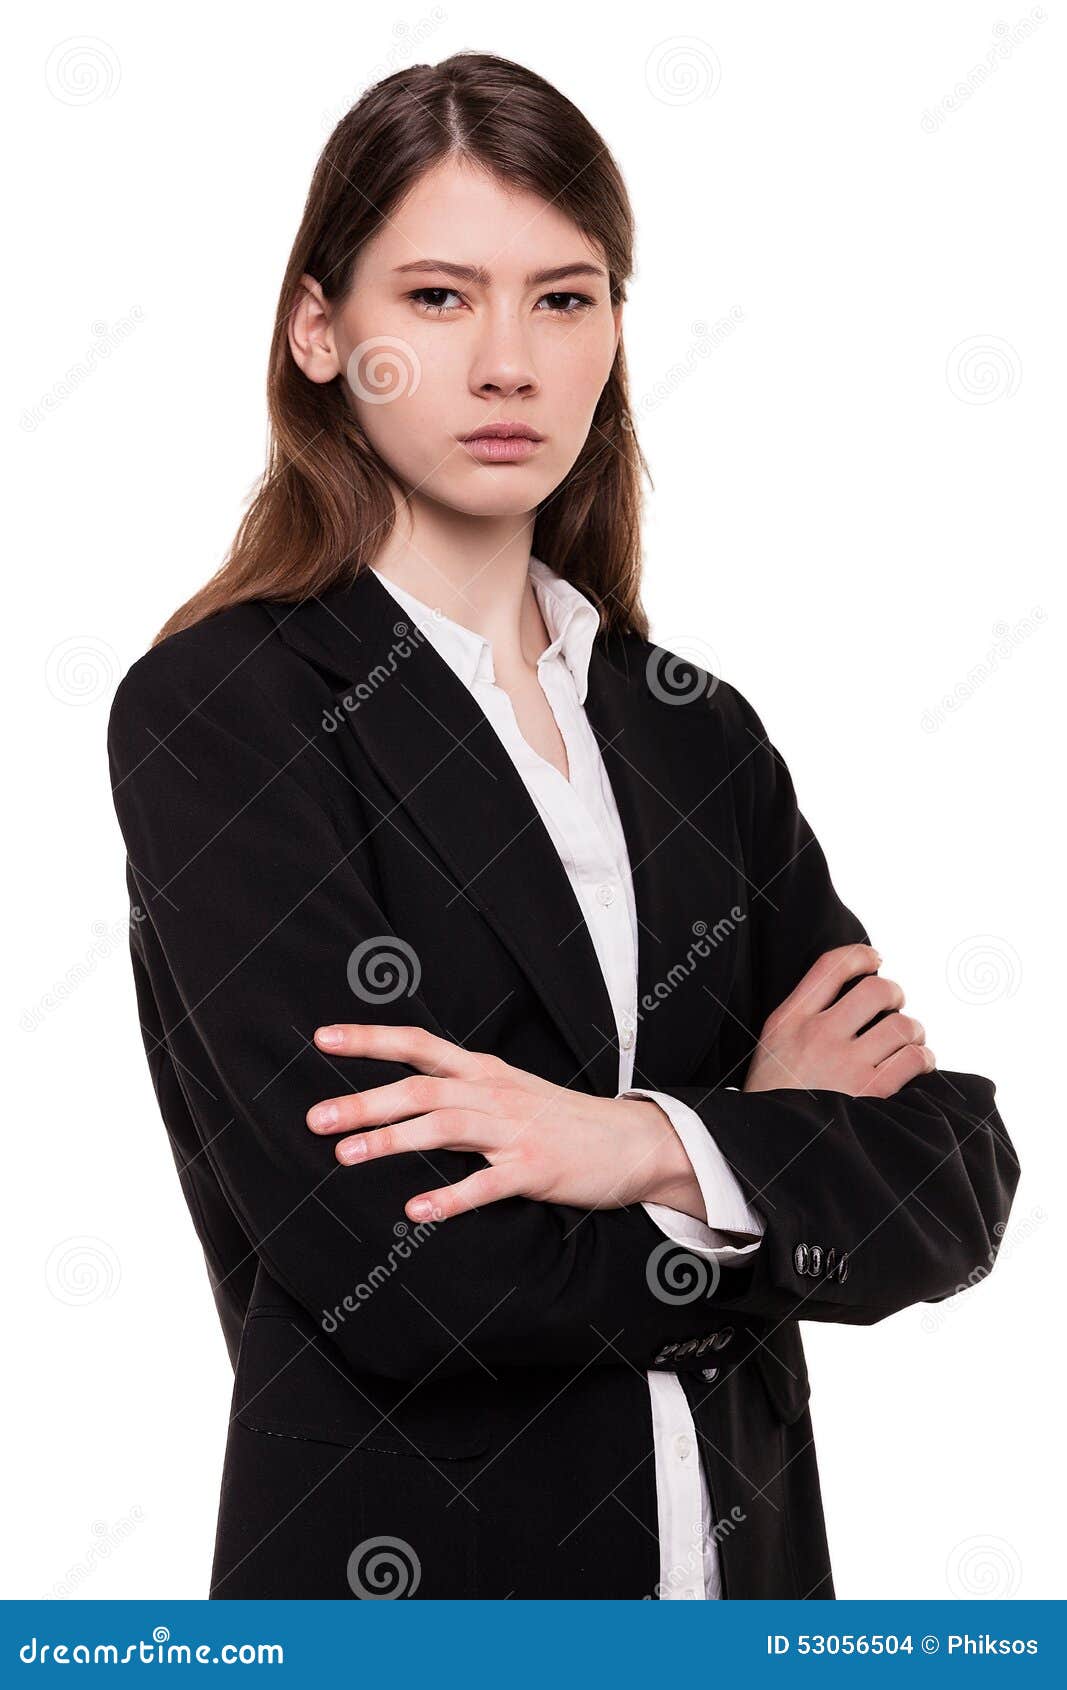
left=266, top=570, right=746, bottom=1101
left=582, top=640, right=747, bottom=1091
left=267, top=573, right=620, bottom=1098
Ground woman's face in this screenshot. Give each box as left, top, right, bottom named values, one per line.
left=295, top=156, right=623, bottom=519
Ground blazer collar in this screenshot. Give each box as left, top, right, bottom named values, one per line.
left=265, top=568, right=745, bottom=1100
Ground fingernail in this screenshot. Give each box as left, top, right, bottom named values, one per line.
left=308, top=1103, right=338, bottom=1130
left=409, top=1199, right=433, bottom=1220
left=338, top=1139, right=368, bottom=1163
left=316, top=1026, right=343, bottom=1047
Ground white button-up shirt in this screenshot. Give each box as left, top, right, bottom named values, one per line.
left=369, top=557, right=764, bottom=1599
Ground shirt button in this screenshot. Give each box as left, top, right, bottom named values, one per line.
left=620, top=1026, right=635, bottom=1050
left=596, top=882, right=617, bottom=906
left=673, top=1433, right=693, bottom=1460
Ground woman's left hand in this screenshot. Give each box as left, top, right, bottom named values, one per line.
left=305, top=1022, right=700, bottom=1223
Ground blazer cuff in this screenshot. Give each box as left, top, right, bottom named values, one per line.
left=621, top=1087, right=765, bottom=1259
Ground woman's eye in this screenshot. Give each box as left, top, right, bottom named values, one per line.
left=406, top=288, right=595, bottom=318
left=407, top=287, right=463, bottom=315
left=536, top=292, right=595, bottom=316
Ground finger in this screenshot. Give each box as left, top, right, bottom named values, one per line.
left=333, top=1107, right=493, bottom=1166
left=824, top=973, right=905, bottom=1036
left=855, top=1011, right=925, bottom=1066
left=773, top=943, right=882, bottom=1022
left=405, top=1163, right=520, bottom=1224
left=863, top=1041, right=936, bottom=1099
left=313, top=1021, right=497, bottom=1081
left=307, top=1075, right=492, bottom=1135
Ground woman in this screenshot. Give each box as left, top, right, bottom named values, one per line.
left=107, top=52, right=1019, bottom=1600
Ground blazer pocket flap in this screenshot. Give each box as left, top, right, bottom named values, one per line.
left=234, top=1311, right=489, bottom=1458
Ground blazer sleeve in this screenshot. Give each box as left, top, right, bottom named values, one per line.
left=646, top=681, right=1022, bottom=1328
left=107, top=640, right=760, bottom=1384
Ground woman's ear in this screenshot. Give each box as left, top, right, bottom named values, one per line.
left=288, top=273, right=341, bottom=385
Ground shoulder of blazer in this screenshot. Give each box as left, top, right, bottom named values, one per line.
left=613, top=625, right=775, bottom=809
left=105, top=598, right=360, bottom=852
left=108, top=600, right=337, bottom=769
left=108, top=597, right=779, bottom=834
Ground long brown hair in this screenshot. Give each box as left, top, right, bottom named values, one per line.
left=154, top=51, right=652, bottom=647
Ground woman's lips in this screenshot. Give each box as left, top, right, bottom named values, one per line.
left=459, top=435, right=544, bottom=463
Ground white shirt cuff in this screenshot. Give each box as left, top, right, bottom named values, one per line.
left=620, top=1087, right=765, bottom=1260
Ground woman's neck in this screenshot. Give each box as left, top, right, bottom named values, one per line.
left=369, top=514, right=549, bottom=675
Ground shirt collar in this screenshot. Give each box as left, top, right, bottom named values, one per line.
left=367, top=555, right=601, bottom=704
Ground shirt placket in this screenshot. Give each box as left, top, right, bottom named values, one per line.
left=375, top=579, right=714, bottom=1602
left=538, top=669, right=708, bottom=1601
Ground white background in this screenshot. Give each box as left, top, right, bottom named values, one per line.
left=5, top=1, right=1061, bottom=1600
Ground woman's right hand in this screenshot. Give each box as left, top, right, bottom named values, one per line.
left=743, top=943, right=936, bottom=1100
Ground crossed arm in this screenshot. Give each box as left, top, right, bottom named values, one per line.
left=301, top=938, right=934, bottom=1225
left=108, top=645, right=1020, bottom=1380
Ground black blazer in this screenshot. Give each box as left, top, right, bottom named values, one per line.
left=106, top=567, right=1020, bottom=1600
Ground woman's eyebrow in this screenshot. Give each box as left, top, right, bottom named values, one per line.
left=392, top=258, right=607, bottom=286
